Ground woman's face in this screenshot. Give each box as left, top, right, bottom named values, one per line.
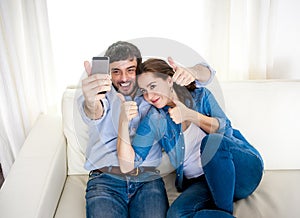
left=137, top=72, right=173, bottom=108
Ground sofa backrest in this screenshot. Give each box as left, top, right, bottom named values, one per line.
left=215, top=80, right=300, bottom=170
left=62, top=88, right=89, bottom=175
left=61, top=80, right=300, bottom=175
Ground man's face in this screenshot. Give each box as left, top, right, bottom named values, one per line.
left=109, top=58, right=137, bottom=97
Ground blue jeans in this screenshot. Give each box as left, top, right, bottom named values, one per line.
left=167, top=131, right=264, bottom=218
left=86, top=170, right=169, bottom=218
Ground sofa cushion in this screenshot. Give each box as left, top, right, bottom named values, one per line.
left=54, top=175, right=88, bottom=218
left=234, top=170, right=300, bottom=217
left=54, top=170, right=300, bottom=218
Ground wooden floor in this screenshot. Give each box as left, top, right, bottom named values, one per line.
left=0, top=164, right=4, bottom=188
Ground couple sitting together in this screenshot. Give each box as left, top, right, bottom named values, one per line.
left=78, top=41, right=264, bottom=218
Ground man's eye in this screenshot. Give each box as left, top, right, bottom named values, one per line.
left=112, top=70, right=120, bottom=75
left=128, top=69, right=136, bottom=73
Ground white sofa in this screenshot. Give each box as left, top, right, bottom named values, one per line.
left=0, top=80, right=300, bottom=218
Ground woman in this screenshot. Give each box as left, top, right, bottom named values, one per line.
left=117, top=58, right=264, bottom=218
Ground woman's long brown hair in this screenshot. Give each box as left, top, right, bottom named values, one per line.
left=138, top=58, right=196, bottom=108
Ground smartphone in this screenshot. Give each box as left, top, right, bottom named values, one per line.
left=91, top=56, right=110, bottom=94
left=91, top=56, right=110, bottom=75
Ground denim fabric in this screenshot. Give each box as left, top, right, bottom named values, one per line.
left=200, top=132, right=263, bottom=213
left=167, top=132, right=263, bottom=217
left=132, top=87, right=264, bottom=216
left=86, top=171, right=169, bottom=218
left=167, top=176, right=236, bottom=218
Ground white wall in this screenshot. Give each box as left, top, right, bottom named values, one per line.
left=47, top=0, right=300, bottom=99
left=47, top=0, right=209, bottom=97
left=271, top=0, right=300, bottom=79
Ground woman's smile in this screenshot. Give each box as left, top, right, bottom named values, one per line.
left=150, top=96, right=160, bottom=104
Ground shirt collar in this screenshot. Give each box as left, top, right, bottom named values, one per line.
left=124, top=87, right=142, bottom=101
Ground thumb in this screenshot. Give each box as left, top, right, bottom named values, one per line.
left=84, top=61, right=92, bottom=76
left=167, top=57, right=177, bottom=71
left=116, top=93, right=126, bottom=102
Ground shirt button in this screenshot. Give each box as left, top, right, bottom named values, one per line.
left=181, top=147, right=184, bottom=149
left=177, top=174, right=180, bottom=177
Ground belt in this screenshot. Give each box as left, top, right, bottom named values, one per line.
left=92, top=166, right=157, bottom=176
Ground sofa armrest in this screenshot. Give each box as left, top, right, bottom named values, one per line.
left=0, top=114, right=67, bottom=218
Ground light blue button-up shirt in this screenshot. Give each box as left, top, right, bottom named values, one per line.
left=78, top=87, right=163, bottom=171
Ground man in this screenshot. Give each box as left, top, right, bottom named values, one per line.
left=78, top=41, right=215, bottom=218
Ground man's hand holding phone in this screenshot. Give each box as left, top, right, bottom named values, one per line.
left=82, top=57, right=111, bottom=120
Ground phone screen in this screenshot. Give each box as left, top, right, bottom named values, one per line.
left=91, top=56, right=110, bottom=75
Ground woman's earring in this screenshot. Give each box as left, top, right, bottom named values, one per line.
left=170, top=87, right=174, bottom=93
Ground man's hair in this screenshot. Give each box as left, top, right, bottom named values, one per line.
left=104, top=41, right=142, bottom=66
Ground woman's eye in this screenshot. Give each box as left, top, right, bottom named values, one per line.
left=150, top=85, right=156, bottom=90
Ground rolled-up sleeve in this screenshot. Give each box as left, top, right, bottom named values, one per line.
left=196, top=88, right=232, bottom=135
left=215, top=117, right=227, bottom=134
left=195, top=62, right=216, bottom=87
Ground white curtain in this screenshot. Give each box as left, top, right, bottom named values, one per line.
left=0, top=0, right=278, bottom=177
left=201, top=0, right=275, bottom=81
left=0, top=0, right=57, bottom=178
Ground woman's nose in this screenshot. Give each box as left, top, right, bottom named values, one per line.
left=147, top=91, right=155, bottom=100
